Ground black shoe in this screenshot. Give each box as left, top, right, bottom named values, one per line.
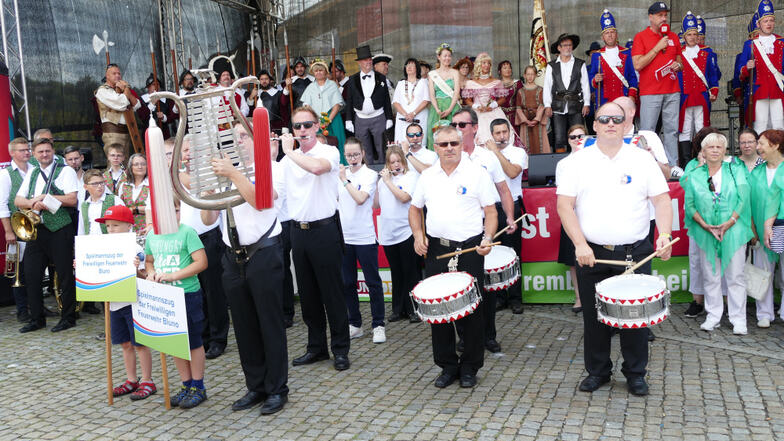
left=572, top=306, right=583, bottom=313
left=284, top=318, right=294, bottom=328
left=457, top=339, right=464, bottom=353
left=231, top=390, right=265, bottom=411
left=388, top=313, right=403, bottom=322
left=511, top=304, right=524, bottom=314
left=51, top=320, right=75, bottom=332
left=627, top=376, right=649, bottom=396
left=43, top=307, right=58, bottom=318
left=259, top=394, right=287, bottom=415
left=205, top=345, right=225, bottom=360
left=485, top=339, right=501, bottom=353
left=333, top=355, right=350, bottom=371
left=19, top=321, right=45, bottom=333
left=16, top=311, right=31, bottom=323
left=647, top=329, right=656, bottom=342
left=578, top=375, right=611, bottom=392
left=434, top=371, right=458, bottom=388
left=82, top=304, right=101, bottom=314
left=459, top=373, right=477, bottom=388
left=684, top=301, right=705, bottom=318
left=292, top=352, right=330, bottom=366
left=409, top=315, right=421, bottom=323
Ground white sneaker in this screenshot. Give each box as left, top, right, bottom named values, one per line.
left=700, top=319, right=720, bottom=331
left=349, top=325, right=363, bottom=339
left=733, top=324, right=748, bottom=335
left=757, top=318, right=771, bottom=328
left=372, top=326, right=386, bottom=344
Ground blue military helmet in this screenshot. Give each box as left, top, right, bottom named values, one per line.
left=758, top=0, right=774, bottom=21
left=600, top=9, right=617, bottom=34
left=695, top=15, right=706, bottom=36
left=682, top=11, right=698, bottom=34
left=749, top=12, right=760, bottom=36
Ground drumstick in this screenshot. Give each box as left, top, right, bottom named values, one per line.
left=492, top=213, right=527, bottom=240
left=595, top=259, right=634, bottom=267
left=622, top=237, right=680, bottom=275
left=436, top=242, right=502, bottom=260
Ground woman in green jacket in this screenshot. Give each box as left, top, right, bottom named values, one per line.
left=683, top=133, right=753, bottom=335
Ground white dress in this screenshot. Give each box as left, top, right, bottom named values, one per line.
left=392, top=78, right=430, bottom=143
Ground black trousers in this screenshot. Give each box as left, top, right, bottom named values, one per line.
left=384, top=235, right=419, bottom=317
left=222, top=238, right=288, bottom=396
left=25, top=223, right=76, bottom=324
left=496, top=200, right=524, bottom=308
left=290, top=220, right=350, bottom=356
left=280, top=221, right=295, bottom=321
left=425, top=234, right=485, bottom=376
left=552, top=111, right=585, bottom=151
left=576, top=240, right=652, bottom=379
left=198, top=228, right=229, bottom=349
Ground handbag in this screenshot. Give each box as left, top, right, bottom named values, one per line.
left=770, top=218, right=784, bottom=253
left=744, top=245, right=771, bottom=301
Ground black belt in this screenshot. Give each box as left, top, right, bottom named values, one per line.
left=429, top=233, right=482, bottom=249
left=292, top=214, right=337, bottom=230
left=227, top=234, right=280, bottom=263
left=588, top=238, right=648, bottom=252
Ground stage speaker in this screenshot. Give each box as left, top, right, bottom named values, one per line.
left=527, top=153, right=568, bottom=187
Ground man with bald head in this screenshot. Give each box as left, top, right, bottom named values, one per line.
left=557, top=102, right=673, bottom=396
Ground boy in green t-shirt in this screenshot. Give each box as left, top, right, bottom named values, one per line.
left=144, top=201, right=208, bottom=409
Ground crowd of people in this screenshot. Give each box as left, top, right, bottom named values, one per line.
left=2, top=0, right=784, bottom=416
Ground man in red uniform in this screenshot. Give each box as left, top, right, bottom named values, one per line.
left=739, top=0, right=784, bottom=133
left=589, top=9, right=639, bottom=107
left=632, top=2, right=683, bottom=166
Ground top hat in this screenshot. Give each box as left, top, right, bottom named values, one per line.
left=355, top=45, right=373, bottom=61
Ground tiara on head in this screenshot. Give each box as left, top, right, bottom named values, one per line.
left=436, top=42, right=452, bottom=55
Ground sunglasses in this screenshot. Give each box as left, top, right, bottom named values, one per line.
left=292, top=121, right=317, bottom=130
left=707, top=176, right=715, bottom=193
left=450, top=122, right=474, bottom=128
left=434, top=141, right=460, bottom=147
left=596, top=115, right=625, bottom=125
left=406, top=132, right=423, bottom=138
left=568, top=134, right=584, bottom=140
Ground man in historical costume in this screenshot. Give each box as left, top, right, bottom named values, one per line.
left=137, top=74, right=178, bottom=139
left=739, top=0, right=784, bottom=133
left=282, top=56, right=313, bottom=109
left=544, top=33, right=591, bottom=152
left=94, top=63, right=141, bottom=158
left=677, top=11, right=721, bottom=167
left=590, top=10, right=639, bottom=109
left=179, top=70, right=196, bottom=96
left=696, top=15, right=707, bottom=46
left=252, top=70, right=288, bottom=134
left=733, top=14, right=760, bottom=128
left=344, top=46, right=394, bottom=165
left=215, top=61, right=250, bottom=117
left=373, top=53, right=396, bottom=98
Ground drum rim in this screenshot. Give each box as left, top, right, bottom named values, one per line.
left=597, top=309, right=669, bottom=328
left=421, top=300, right=480, bottom=324
left=595, top=273, right=666, bottom=302
left=484, top=274, right=521, bottom=291
left=411, top=271, right=475, bottom=303
left=484, top=255, right=520, bottom=273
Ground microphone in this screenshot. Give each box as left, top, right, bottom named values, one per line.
left=659, top=23, right=670, bottom=53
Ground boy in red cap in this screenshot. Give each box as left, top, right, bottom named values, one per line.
left=95, top=205, right=156, bottom=400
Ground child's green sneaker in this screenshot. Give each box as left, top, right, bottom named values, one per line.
left=170, top=385, right=189, bottom=407
left=179, top=387, right=207, bottom=409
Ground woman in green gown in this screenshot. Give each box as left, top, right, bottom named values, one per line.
left=426, top=43, right=461, bottom=150
left=300, top=59, right=346, bottom=163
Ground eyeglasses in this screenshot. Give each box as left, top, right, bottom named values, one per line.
left=406, top=132, right=423, bottom=138
left=86, top=181, right=105, bottom=187
left=596, top=115, right=625, bottom=125
left=292, top=121, right=317, bottom=130
left=568, top=134, right=584, bottom=140
left=434, top=141, right=461, bottom=147
left=450, top=122, right=474, bottom=128
left=345, top=153, right=362, bottom=158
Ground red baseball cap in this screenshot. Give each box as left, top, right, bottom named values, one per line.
left=95, top=205, right=134, bottom=224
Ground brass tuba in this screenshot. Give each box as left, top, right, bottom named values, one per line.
left=10, top=209, right=40, bottom=242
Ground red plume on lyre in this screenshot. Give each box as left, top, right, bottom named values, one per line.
left=252, top=107, right=273, bottom=210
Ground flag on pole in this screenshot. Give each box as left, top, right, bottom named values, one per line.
left=529, top=0, right=551, bottom=85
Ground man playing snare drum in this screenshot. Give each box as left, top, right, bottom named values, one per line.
left=556, top=102, right=673, bottom=396
left=409, top=125, right=497, bottom=389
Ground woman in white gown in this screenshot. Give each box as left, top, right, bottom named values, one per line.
left=460, top=52, right=513, bottom=145
left=392, top=58, right=430, bottom=143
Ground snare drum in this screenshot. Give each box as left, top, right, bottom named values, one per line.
left=410, top=272, right=481, bottom=324
left=595, top=274, right=670, bottom=328
left=483, top=245, right=520, bottom=291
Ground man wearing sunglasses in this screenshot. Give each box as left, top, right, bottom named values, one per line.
left=280, top=107, right=352, bottom=372
left=557, top=102, right=673, bottom=396
left=409, top=125, right=498, bottom=388
left=400, top=123, right=437, bottom=176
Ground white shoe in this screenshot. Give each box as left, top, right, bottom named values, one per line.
left=349, top=325, right=363, bottom=339
left=372, top=326, right=386, bottom=344
left=733, top=324, right=748, bottom=335
left=757, top=318, right=771, bottom=328
left=700, top=319, right=720, bottom=331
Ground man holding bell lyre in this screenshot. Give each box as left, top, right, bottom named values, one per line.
left=556, top=102, right=672, bottom=396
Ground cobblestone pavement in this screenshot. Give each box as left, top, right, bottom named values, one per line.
left=1, top=298, right=783, bottom=441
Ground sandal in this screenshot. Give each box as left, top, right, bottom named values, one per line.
left=113, top=379, right=139, bottom=397
left=130, top=381, right=157, bottom=401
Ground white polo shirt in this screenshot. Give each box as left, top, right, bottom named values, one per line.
left=180, top=202, right=219, bottom=236
left=499, top=144, right=527, bottom=201
left=337, top=165, right=378, bottom=245
left=464, top=146, right=506, bottom=203
left=218, top=165, right=281, bottom=246
left=18, top=162, right=78, bottom=200
left=411, top=157, right=496, bottom=242
left=271, top=160, right=290, bottom=222
left=282, top=142, right=340, bottom=222
left=408, top=147, right=438, bottom=178
left=377, top=170, right=416, bottom=246
left=556, top=143, right=669, bottom=245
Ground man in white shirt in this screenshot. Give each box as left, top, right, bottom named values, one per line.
left=400, top=123, right=437, bottom=176
left=544, top=33, right=591, bottom=152
left=409, top=125, right=497, bottom=389
left=280, top=106, right=351, bottom=371
left=486, top=118, right=527, bottom=314
left=16, top=138, right=79, bottom=333
left=556, top=102, right=673, bottom=396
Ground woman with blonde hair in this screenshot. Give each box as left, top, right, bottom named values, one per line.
left=426, top=43, right=461, bottom=149
left=300, top=59, right=346, bottom=162
left=461, top=52, right=513, bottom=145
